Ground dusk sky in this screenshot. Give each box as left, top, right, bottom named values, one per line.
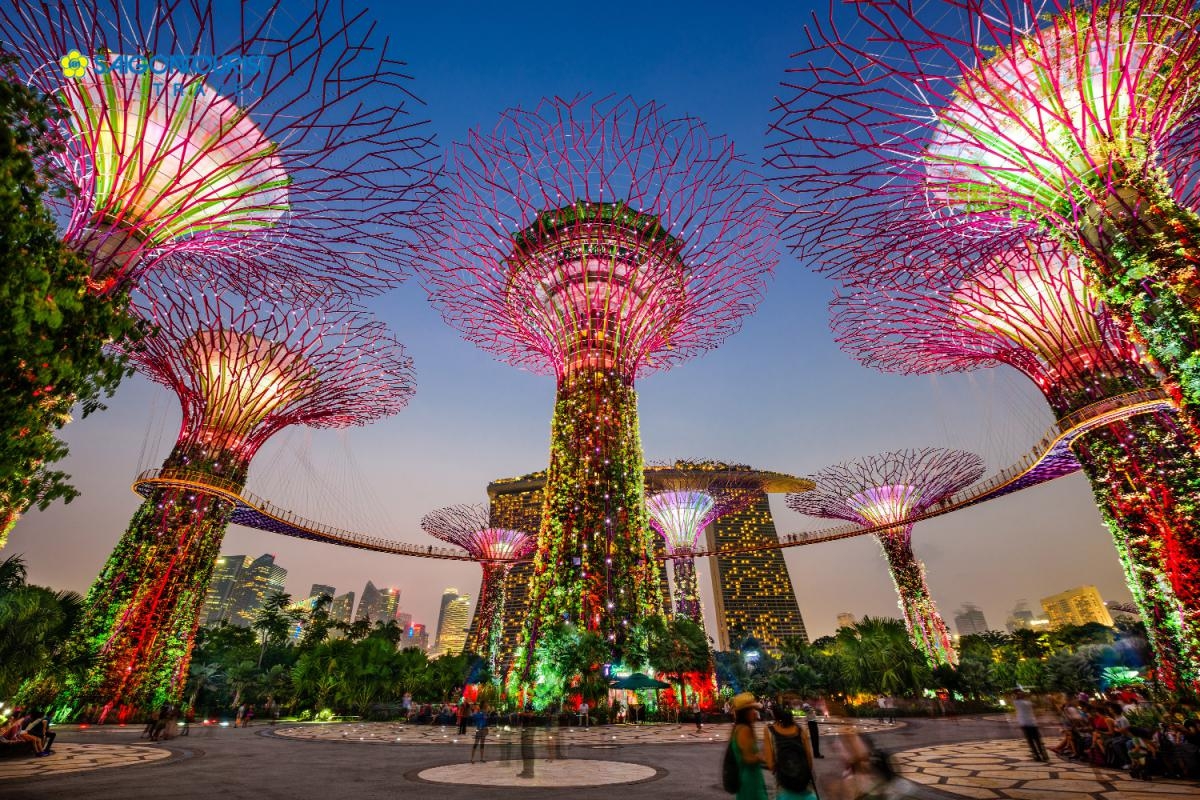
left=10, top=0, right=1131, bottom=643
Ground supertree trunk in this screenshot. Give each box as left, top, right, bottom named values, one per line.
left=1071, top=415, right=1200, bottom=689
left=522, top=366, right=663, bottom=670
left=877, top=530, right=956, bottom=667
left=469, top=563, right=508, bottom=672
left=1075, top=179, right=1200, bottom=431
left=671, top=557, right=701, bottom=622
left=60, top=442, right=248, bottom=721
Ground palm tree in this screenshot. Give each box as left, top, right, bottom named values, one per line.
left=645, top=616, right=712, bottom=708
left=185, top=662, right=223, bottom=714
left=0, top=555, right=81, bottom=698
left=252, top=591, right=297, bottom=668
left=225, top=660, right=260, bottom=710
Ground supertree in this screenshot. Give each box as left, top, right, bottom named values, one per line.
left=788, top=449, right=986, bottom=666
left=769, top=0, right=1200, bottom=431
left=832, top=239, right=1200, bottom=686
left=643, top=463, right=768, bottom=623
left=420, top=504, right=535, bottom=671
left=418, top=95, right=777, bottom=678
left=59, top=279, right=415, bottom=720
left=1, top=0, right=435, bottom=296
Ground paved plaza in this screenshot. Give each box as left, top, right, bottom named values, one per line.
left=3, top=714, right=1197, bottom=798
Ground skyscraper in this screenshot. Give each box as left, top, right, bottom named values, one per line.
left=706, top=491, right=808, bottom=653
left=433, top=588, right=471, bottom=657
left=229, top=554, right=288, bottom=627
left=954, top=604, right=990, bottom=637
left=402, top=622, right=429, bottom=652
left=309, top=584, right=336, bottom=600
left=201, top=554, right=249, bottom=625
left=356, top=581, right=400, bottom=624
left=1041, top=586, right=1115, bottom=629
left=330, top=592, right=355, bottom=626
left=836, top=612, right=857, bottom=630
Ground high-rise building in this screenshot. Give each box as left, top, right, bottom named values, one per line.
left=488, top=473, right=548, bottom=671
left=229, top=553, right=288, bottom=627
left=401, top=622, right=429, bottom=652
left=433, top=588, right=471, bottom=657
left=954, top=603, right=990, bottom=637
left=356, top=580, right=400, bottom=623
left=330, top=592, right=355, bottom=626
left=836, top=612, right=857, bottom=630
left=1041, top=586, right=1114, bottom=629
left=706, top=491, right=808, bottom=653
left=202, top=554, right=250, bottom=625
left=1006, top=601, right=1036, bottom=632
left=309, top=583, right=336, bottom=600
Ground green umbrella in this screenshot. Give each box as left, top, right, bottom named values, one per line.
left=609, top=672, right=670, bottom=690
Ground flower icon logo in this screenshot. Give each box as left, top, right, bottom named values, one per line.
left=60, top=50, right=89, bottom=79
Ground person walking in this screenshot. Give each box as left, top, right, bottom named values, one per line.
left=694, top=701, right=705, bottom=733
left=1014, top=691, right=1049, bottom=762
left=579, top=699, right=589, bottom=728
left=457, top=701, right=470, bottom=736
left=729, top=692, right=769, bottom=800
left=469, top=704, right=490, bottom=763
left=802, top=703, right=823, bottom=758
left=764, top=707, right=818, bottom=800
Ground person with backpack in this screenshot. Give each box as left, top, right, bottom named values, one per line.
left=764, top=706, right=817, bottom=799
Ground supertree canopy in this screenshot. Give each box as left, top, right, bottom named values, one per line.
left=644, top=462, right=768, bottom=623
left=833, top=240, right=1200, bottom=686
left=788, top=449, right=986, bottom=666
left=1, top=0, right=435, bottom=296
left=420, top=504, right=535, bottom=670
left=769, top=0, right=1200, bottom=432
left=60, top=280, right=415, bottom=720
left=419, top=95, right=777, bottom=676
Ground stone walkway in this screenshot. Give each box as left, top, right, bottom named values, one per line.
left=416, top=758, right=658, bottom=787
left=272, top=717, right=901, bottom=747
left=893, top=738, right=1200, bottom=800
left=0, top=743, right=171, bottom=781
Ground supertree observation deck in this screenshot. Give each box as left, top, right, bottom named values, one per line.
left=768, top=0, right=1200, bottom=433
left=421, top=505, right=535, bottom=670
left=644, top=461, right=812, bottom=622
left=833, top=241, right=1200, bottom=686
left=60, top=281, right=415, bottom=720
left=789, top=449, right=986, bottom=666
left=1, top=0, right=435, bottom=296
left=419, top=95, right=777, bottom=677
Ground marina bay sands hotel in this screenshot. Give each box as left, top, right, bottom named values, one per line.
left=482, top=465, right=810, bottom=668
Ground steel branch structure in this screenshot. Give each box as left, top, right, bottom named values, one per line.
left=62, top=281, right=415, bottom=720
left=789, top=449, right=986, bottom=666
left=420, top=95, right=777, bottom=679
left=644, top=461, right=777, bottom=623
left=833, top=240, right=1200, bottom=686
left=1, top=0, right=435, bottom=297
left=421, top=504, right=535, bottom=670
left=769, top=0, right=1200, bottom=432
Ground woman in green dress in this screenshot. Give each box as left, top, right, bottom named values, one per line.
left=730, top=693, right=769, bottom=800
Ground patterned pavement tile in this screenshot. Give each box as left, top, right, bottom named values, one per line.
left=0, top=743, right=171, bottom=781
left=892, top=738, right=1199, bottom=800
left=416, top=758, right=657, bottom=787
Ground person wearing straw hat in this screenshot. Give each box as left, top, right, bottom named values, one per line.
left=730, top=692, right=769, bottom=800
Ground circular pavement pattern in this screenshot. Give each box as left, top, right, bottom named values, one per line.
left=417, top=758, right=657, bottom=787
left=894, top=738, right=1199, bottom=799
left=0, top=743, right=171, bottom=781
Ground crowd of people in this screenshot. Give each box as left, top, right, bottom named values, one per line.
left=1047, top=690, right=1200, bottom=780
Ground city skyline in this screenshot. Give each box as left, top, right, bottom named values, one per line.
left=7, top=0, right=1137, bottom=645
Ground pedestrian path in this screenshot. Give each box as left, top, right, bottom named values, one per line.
left=416, top=758, right=658, bottom=787
left=0, top=742, right=171, bottom=781
left=894, top=738, right=1199, bottom=799
left=272, top=716, right=902, bottom=747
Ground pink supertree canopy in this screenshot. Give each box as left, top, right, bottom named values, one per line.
left=831, top=239, right=1154, bottom=416
left=789, top=449, right=985, bottom=665
left=420, top=504, right=534, bottom=665
left=420, top=94, right=777, bottom=379
left=2, top=0, right=436, bottom=296
left=126, top=277, right=416, bottom=464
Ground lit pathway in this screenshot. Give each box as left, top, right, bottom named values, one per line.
left=272, top=717, right=902, bottom=747
left=0, top=742, right=171, bottom=781
left=894, top=738, right=1199, bottom=799
left=416, top=758, right=658, bottom=787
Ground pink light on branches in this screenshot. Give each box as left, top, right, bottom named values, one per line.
left=126, top=278, right=416, bottom=464
left=420, top=94, right=777, bottom=380
left=788, top=449, right=985, bottom=665
left=3, top=0, right=436, bottom=296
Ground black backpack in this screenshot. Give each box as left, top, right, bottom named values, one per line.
left=770, top=726, right=814, bottom=793
left=722, top=738, right=740, bottom=793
